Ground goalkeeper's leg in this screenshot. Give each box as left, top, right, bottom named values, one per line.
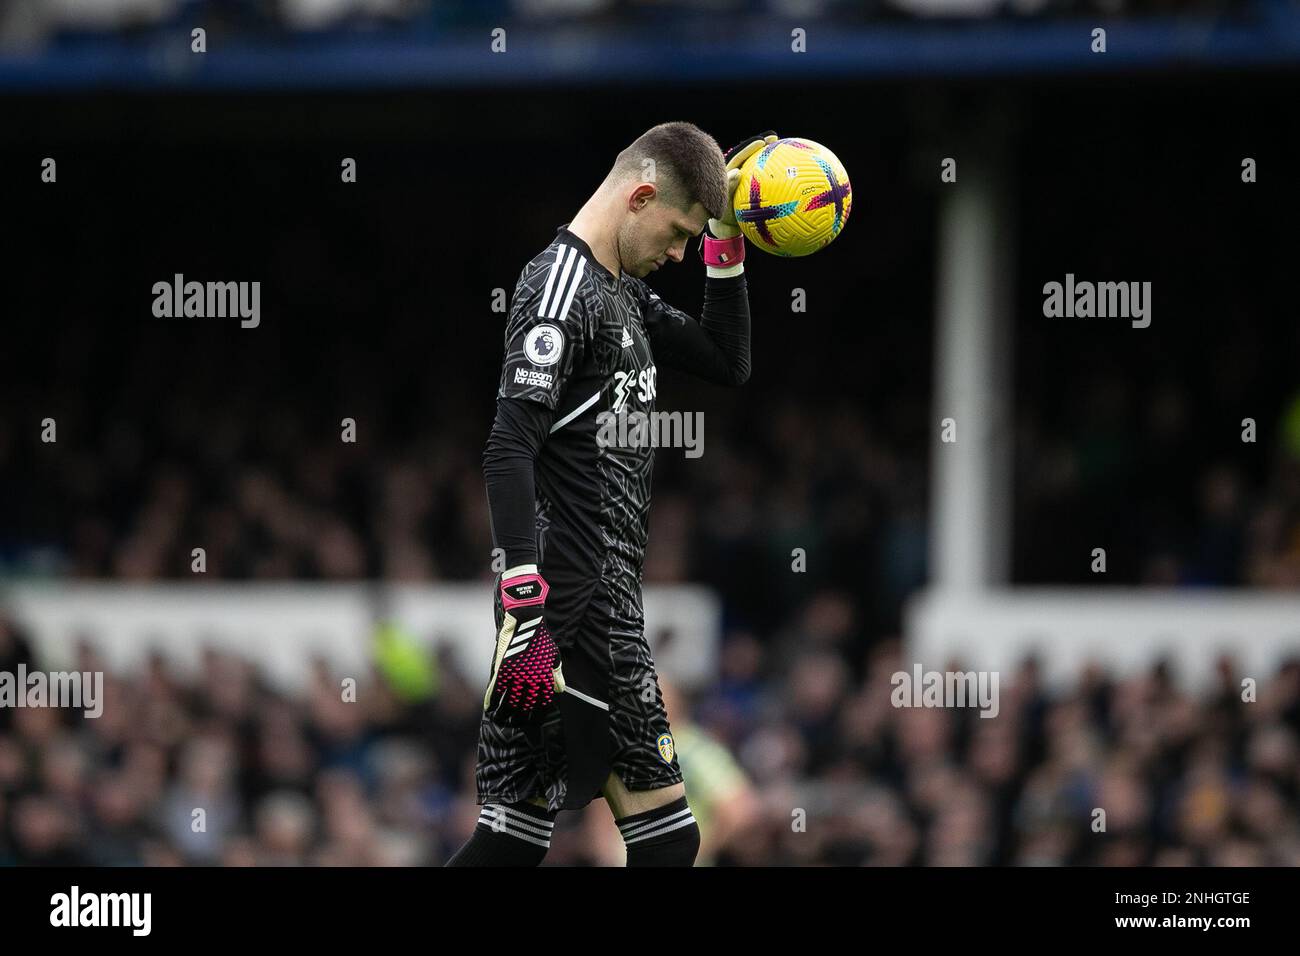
left=604, top=775, right=700, bottom=867
left=445, top=798, right=556, bottom=867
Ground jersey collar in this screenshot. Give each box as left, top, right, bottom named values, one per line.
left=557, top=224, right=619, bottom=286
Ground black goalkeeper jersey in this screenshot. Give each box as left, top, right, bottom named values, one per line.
left=487, top=224, right=750, bottom=633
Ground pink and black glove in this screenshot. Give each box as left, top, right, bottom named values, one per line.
left=702, top=130, right=779, bottom=271
left=483, top=564, right=566, bottom=726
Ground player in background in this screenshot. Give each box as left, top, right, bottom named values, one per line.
left=447, top=123, right=775, bottom=867
left=657, top=678, right=762, bottom=865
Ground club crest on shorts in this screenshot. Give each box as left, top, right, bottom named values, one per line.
left=657, top=732, right=675, bottom=764
left=524, top=324, right=564, bottom=366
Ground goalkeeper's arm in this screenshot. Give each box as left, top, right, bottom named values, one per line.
left=641, top=276, right=751, bottom=387
left=481, top=397, right=565, bottom=725
left=482, top=397, right=552, bottom=568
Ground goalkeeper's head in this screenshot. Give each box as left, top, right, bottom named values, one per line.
left=593, top=121, right=727, bottom=278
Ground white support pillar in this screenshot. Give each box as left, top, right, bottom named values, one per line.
left=930, top=154, right=1015, bottom=590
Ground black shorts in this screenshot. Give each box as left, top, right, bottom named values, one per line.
left=474, top=581, right=682, bottom=812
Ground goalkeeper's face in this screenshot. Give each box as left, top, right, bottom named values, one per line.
left=621, top=189, right=709, bottom=278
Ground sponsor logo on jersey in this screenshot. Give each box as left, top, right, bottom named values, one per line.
left=621, top=326, right=634, bottom=349
left=611, top=365, right=657, bottom=411
left=657, top=732, right=675, bottom=764
left=514, top=367, right=554, bottom=388
left=525, top=324, right=564, bottom=366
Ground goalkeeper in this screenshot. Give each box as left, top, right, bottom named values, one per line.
left=447, top=123, right=772, bottom=867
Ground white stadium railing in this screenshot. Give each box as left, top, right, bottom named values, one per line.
left=1, top=582, right=722, bottom=693
left=908, top=587, right=1300, bottom=692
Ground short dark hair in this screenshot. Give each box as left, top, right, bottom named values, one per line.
left=612, top=121, right=727, bottom=220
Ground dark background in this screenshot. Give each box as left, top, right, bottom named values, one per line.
left=4, top=76, right=1299, bottom=621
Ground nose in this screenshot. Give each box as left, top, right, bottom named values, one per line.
left=666, top=239, right=686, bottom=263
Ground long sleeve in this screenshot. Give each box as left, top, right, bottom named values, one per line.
left=482, top=397, right=554, bottom=568
left=641, top=273, right=751, bottom=386
left=488, top=236, right=597, bottom=568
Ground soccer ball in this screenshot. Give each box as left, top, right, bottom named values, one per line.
left=733, top=138, right=852, bottom=257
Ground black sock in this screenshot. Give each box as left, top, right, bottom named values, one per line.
left=617, top=796, right=700, bottom=867
left=445, top=802, right=557, bottom=867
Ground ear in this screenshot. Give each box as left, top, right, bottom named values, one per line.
left=628, top=181, right=657, bottom=211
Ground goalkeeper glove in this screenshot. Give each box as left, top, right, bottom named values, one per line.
left=483, top=564, right=565, bottom=726
left=703, top=131, right=779, bottom=272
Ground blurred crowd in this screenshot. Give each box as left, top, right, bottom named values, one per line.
left=5, top=365, right=1300, bottom=634
left=0, top=0, right=1266, bottom=51
left=3, top=614, right=1297, bottom=866
left=0, top=391, right=927, bottom=651
left=1014, top=379, right=1300, bottom=588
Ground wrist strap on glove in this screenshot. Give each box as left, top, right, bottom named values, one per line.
left=501, top=563, right=548, bottom=609
left=702, top=233, right=745, bottom=268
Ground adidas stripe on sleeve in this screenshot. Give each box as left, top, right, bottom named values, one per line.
left=498, top=242, right=595, bottom=411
